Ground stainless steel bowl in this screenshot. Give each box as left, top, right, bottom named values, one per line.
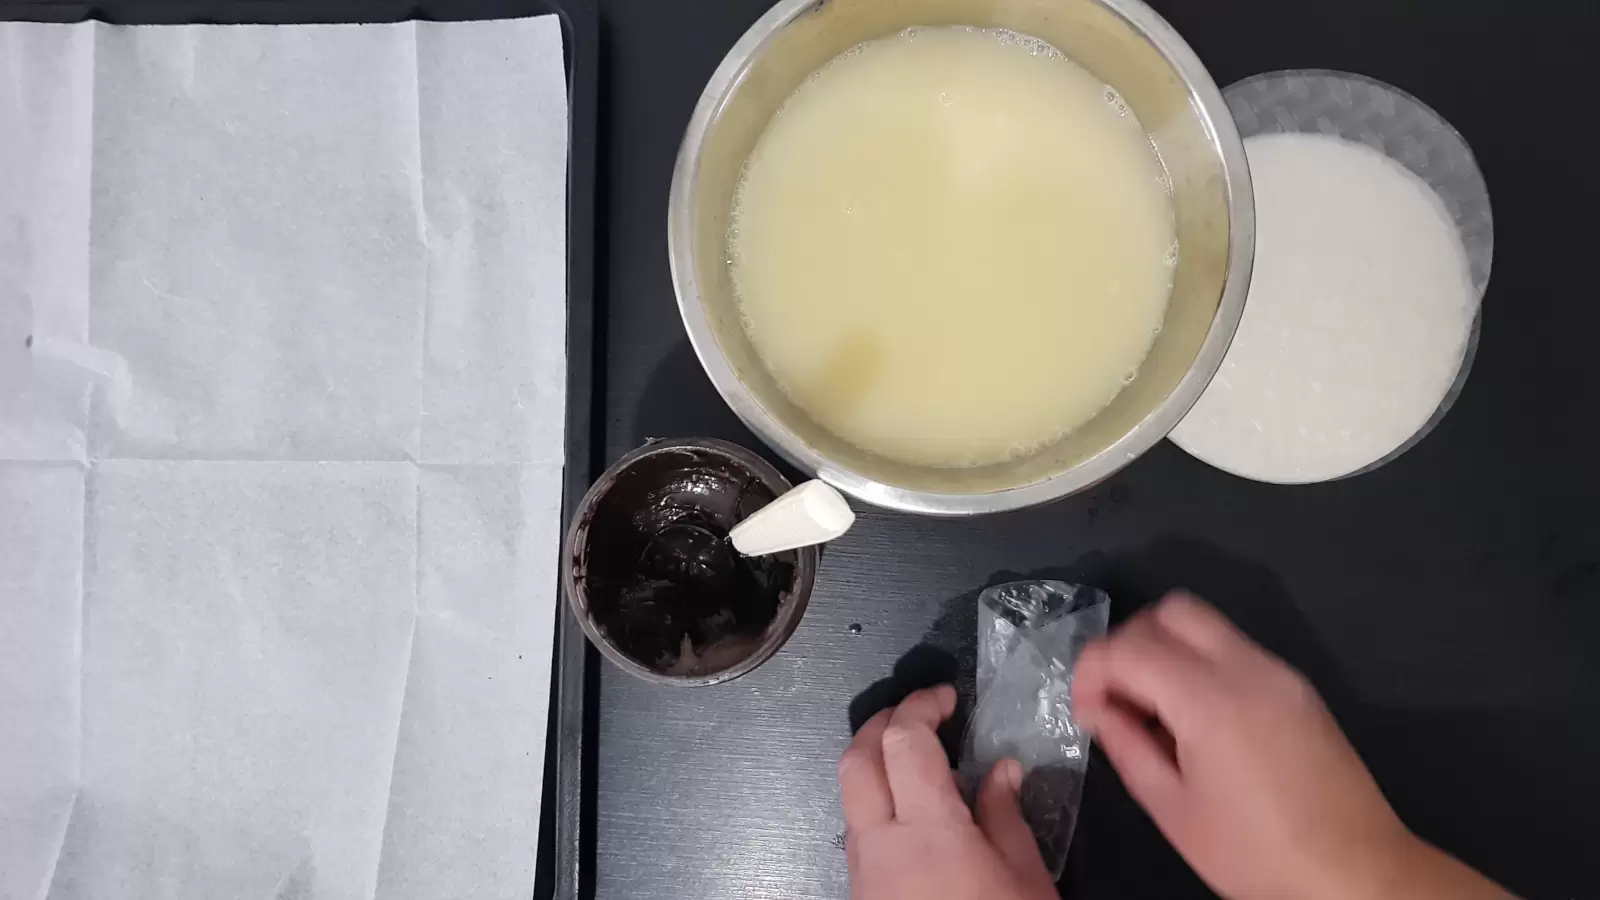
left=669, top=0, right=1253, bottom=516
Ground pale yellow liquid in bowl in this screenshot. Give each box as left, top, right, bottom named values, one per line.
left=729, top=27, right=1176, bottom=469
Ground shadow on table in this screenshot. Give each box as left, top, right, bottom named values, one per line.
left=631, top=339, right=751, bottom=446
left=628, top=337, right=812, bottom=479
left=844, top=537, right=1592, bottom=899
left=846, top=537, right=1342, bottom=899
left=846, top=535, right=1343, bottom=739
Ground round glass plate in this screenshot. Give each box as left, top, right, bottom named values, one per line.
left=1172, top=69, right=1494, bottom=482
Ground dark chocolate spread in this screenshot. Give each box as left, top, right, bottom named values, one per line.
left=576, top=447, right=797, bottom=674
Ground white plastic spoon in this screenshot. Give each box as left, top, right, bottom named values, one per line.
left=729, top=480, right=855, bottom=556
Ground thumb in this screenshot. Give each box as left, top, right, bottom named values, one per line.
left=975, top=759, right=1053, bottom=888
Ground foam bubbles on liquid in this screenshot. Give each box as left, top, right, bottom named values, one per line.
left=996, top=30, right=1066, bottom=61
left=908, top=28, right=1085, bottom=70
left=994, top=425, right=1080, bottom=465
left=797, top=41, right=865, bottom=93
left=1102, top=86, right=1131, bottom=117
left=727, top=177, right=751, bottom=266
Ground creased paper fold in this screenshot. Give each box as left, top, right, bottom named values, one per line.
left=0, top=17, right=567, bottom=900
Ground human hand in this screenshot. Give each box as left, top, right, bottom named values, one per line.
left=1073, top=591, right=1515, bottom=900
left=838, top=684, right=1057, bottom=900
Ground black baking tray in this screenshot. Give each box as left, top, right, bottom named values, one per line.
left=0, top=2, right=600, bottom=898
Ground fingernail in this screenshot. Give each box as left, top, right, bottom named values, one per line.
left=1003, top=758, right=1023, bottom=793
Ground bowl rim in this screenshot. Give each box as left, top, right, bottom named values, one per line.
left=561, top=437, right=820, bottom=686
left=668, top=0, right=1255, bottom=516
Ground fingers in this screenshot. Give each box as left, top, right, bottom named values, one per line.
left=975, top=759, right=1054, bottom=891
left=1072, top=597, right=1218, bottom=825
left=839, top=708, right=895, bottom=830
left=1073, top=593, right=1249, bottom=828
left=881, top=685, right=968, bottom=823
left=841, top=686, right=965, bottom=827
left=1074, top=611, right=1213, bottom=736
left=1153, top=591, right=1252, bottom=663
left=886, top=682, right=955, bottom=732
left=1080, top=696, right=1184, bottom=823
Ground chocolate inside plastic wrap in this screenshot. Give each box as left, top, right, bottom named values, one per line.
left=960, top=580, right=1110, bottom=880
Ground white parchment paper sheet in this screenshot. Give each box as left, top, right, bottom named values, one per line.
left=0, top=17, right=568, bottom=900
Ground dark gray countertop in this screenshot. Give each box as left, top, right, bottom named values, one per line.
left=592, top=1, right=1600, bottom=897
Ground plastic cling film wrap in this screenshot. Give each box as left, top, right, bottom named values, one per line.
left=960, top=580, right=1110, bottom=879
